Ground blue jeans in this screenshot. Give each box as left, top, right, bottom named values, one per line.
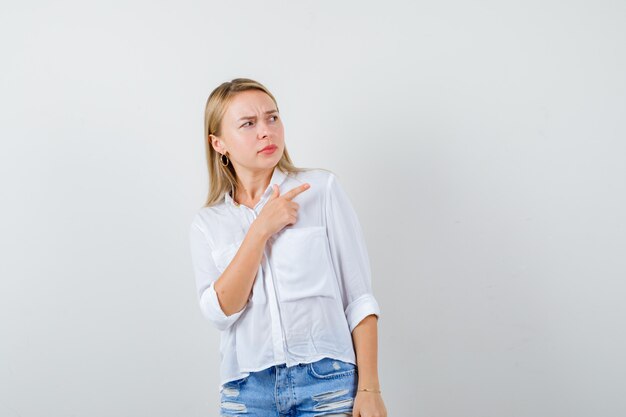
left=219, top=357, right=358, bottom=417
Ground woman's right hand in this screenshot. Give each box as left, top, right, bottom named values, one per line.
left=254, top=183, right=311, bottom=238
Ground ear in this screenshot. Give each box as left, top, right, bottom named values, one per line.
left=209, top=134, right=226, bottom=154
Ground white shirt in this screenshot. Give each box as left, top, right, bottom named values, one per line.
left=189, top=166, right=381, bottom=386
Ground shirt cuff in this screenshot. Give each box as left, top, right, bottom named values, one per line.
left=199, top=281, right=248, bottom=331
left=344, top=293, right=381, bottom=333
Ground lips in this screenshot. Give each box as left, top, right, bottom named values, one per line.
left=259, top=144, right=277, bottom=153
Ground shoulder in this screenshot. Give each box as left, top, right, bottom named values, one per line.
left=189, top=203, right=229, bottom=237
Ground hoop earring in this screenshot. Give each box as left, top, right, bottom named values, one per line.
left=220, top=153, right=230, bottom=167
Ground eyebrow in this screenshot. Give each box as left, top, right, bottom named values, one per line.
left=237, top=110, right=279, bottom=122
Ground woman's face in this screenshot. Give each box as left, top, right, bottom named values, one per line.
left=211, top=89, right=284, bottom=173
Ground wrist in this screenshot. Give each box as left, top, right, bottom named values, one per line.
left=250, top=221, right=271, bottom=242
left=357, top=379, right=380, bottom=392
left=357, top=387, right=382, bottom=394
left=357, top=376, right=380, bottom=390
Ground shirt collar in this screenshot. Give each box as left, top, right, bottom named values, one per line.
left=224, top=165, right=288, bottom=207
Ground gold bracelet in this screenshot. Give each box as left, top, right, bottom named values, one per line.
left=358, top=388, right=382, bottom=393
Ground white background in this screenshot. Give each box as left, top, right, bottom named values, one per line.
left=1, top=1, right=625, bottom=416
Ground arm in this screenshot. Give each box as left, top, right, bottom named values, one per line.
left=324, top=173, right=381, bottom=333
left=212, top=221, right=270, bottom=315
left=352, top=314, right=380, bottom=390
left=352, top=314, right=387, bottom=417
left=189, top=216, right=269, bottom=330
left=323, top=173, right=386, bottom=416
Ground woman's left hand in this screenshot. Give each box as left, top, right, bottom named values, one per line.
left=353, top=391, right=388, bottom=417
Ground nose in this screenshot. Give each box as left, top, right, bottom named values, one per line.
left=257, top=120, right=270, bottom=139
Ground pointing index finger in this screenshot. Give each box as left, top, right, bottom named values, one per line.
left=282, top=183, right=310, bottom=200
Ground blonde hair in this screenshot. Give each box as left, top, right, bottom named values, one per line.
left=202, top=78, right=323, bottom=207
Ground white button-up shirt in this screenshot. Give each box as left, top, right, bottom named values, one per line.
left=189, top=166, right=381, bottom=386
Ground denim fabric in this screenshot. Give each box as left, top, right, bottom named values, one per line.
left=219, top=357, right=358, bottom=417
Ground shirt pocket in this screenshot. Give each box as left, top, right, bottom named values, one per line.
left=270, top=226, right=337, bottom=302
left=211, top=238, right=266, bottom=305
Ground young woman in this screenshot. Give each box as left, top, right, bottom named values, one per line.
left=189, top=78, right=387, bottom=417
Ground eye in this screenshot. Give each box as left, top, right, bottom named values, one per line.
left=270, top=115, right=279, bottom=122
left=241, top=121, right=253, bottom=128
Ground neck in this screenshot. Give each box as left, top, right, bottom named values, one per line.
left=233, top=166, right=273, bottom=204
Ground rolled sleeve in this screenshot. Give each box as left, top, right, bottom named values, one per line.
left=344, top=293, right=381, bottom=333
left=189, top=218, right=247, bottom=331
left=324, top=173, right=381, bottom=333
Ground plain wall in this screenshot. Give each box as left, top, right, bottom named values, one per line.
left=1, top=1, right=625, bottom=416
